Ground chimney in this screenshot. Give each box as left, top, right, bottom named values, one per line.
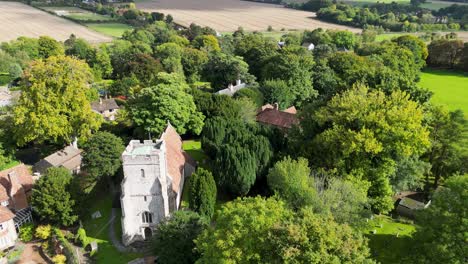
left=71, top=137, right=78, bottom=149
left=236, top=79, right=242, bottom=86
left=273, top=103, right=279, bottom=110
left=228, top=83, right=234, bottom=91
left=99, top=97, right=103, bottom=104
left=8, top=172, right=21, bottom=207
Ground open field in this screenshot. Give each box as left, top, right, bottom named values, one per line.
left=0, top=2, right=111, bottom=43
left=86, top=23, right=133, bottom=37
left=420, top=68, right=468, bottom=113
left=137, top=0, right=361, bottom=32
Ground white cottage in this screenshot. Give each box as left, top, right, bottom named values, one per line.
left=120, top=124, right=196, bottom=246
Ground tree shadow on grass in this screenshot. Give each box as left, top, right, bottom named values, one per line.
left=366, top=233, right=413, bottom=263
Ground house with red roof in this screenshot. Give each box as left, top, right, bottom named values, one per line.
left=120, top=123, right=196, bottom=246
left=0, top=164, right=35, bottom=250
left=256, top=103, right=299, bottom=130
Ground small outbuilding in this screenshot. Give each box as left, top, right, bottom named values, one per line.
left=396, top=197, right=431, bottom=219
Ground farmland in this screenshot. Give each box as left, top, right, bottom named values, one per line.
left=137, top=0, right=361, bottom=32
left=0, top=2, right=111, bottom=43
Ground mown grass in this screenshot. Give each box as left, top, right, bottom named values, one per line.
left=375, top=33, right=405, bottom=41
left=420, top=68, right=468, bottom=113
left=366, top=215, right=416, bottom=263
left=86, top=23, right=133, bottom=38
left=82, top=196, right=142, bottom=264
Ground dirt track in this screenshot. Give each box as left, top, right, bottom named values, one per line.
left=0, top=2, right=111, bottom=43
left=138, top=0, right=361, bottom=32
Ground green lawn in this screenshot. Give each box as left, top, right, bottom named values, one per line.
left=420, top=68, right=468, bottom=113
left=82, top=196, right=142, bottom=264
left=86, top=23, right=133, bottom=38
left=183, top=140, right=208, bottom=165
left=375, top=33, right=405, bottom=42
left=366, top=215, right=416, bottom=263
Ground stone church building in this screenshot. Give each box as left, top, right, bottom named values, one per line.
left=120, top=124, right=196, bottom=246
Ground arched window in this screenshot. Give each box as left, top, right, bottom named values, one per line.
left=141, top=169, right=145, bottom=178
left=142, top=211, right=153, bottom=223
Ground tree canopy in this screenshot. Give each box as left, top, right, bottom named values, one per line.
left=12, top=55, right=102, bottom=146
left=81, top=131, right=125, bottom=183
left=295, top=85, right=430, bottom=213
left=153, top=211, right=208, bottom=264
left=195, top=196, right=374, bottom=263
left=31, top=167, right=78, bottom=226
left=128, top=73, right=204, bottom=135
left=411, top=175, right=468, bottom=263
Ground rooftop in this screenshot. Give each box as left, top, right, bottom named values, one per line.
left=124, top=140, right=163, bottom=156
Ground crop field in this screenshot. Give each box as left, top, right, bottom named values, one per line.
left=0, top=2, right=111, bottom=43
left=137, top=0, right=361, bottom=32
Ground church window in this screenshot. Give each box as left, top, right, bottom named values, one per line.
left=141, top=169, right=145, bottom=178
left=142, top=211, right=153, bottom=223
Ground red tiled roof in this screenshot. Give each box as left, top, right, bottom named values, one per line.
left=160, top=124, right=195, bottom=193
left=256, top=107, right=299, bottom=129
left=0, top=164, right=34, bottom=211
left=0, top=206, right=14, bottom=223
left=0, top=164, right=34, bottom=193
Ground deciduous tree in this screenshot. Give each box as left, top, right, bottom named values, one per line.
left=128, top=73, right=204, bottom=135
left=153, top=211, right=208, bottom=264
left=411, top=175, right=468, bottom=263
left=81, top=131, right=125, bottom=184
left=296, top=85, right=430, bottom=213
left=12, top=56, right=102, bottom=146
left=195, top=197, right=374, bottom=263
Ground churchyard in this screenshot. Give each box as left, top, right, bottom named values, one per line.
left=0, top=2, right=111, bottom=43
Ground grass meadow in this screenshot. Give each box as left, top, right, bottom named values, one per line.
left=86, top=23, right=133, bottom=38
left=420, top=68, right=468, bottom=113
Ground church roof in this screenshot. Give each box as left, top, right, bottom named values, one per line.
left=160, top=124, right=195, bottom=193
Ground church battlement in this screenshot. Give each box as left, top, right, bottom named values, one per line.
left=122, top=139, right=166, bottom=164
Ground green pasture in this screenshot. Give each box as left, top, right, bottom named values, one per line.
left=375, top=33, right=405, bottom=41
left=420, top=68, right=468, bottom=113
left=86, top=23, right=133, bottom=38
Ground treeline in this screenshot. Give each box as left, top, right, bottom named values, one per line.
left=293, top=0, right=467, bottom=32
left=427, top=39, right=468, bottom=70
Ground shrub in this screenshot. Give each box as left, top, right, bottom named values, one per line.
left=52, top=254, right=67, bottom=264
left=19, top=224, right=34, bottom=242
left=35, top=225, right=52, bottom=240
left=75, top=228, right=88, bottom=247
